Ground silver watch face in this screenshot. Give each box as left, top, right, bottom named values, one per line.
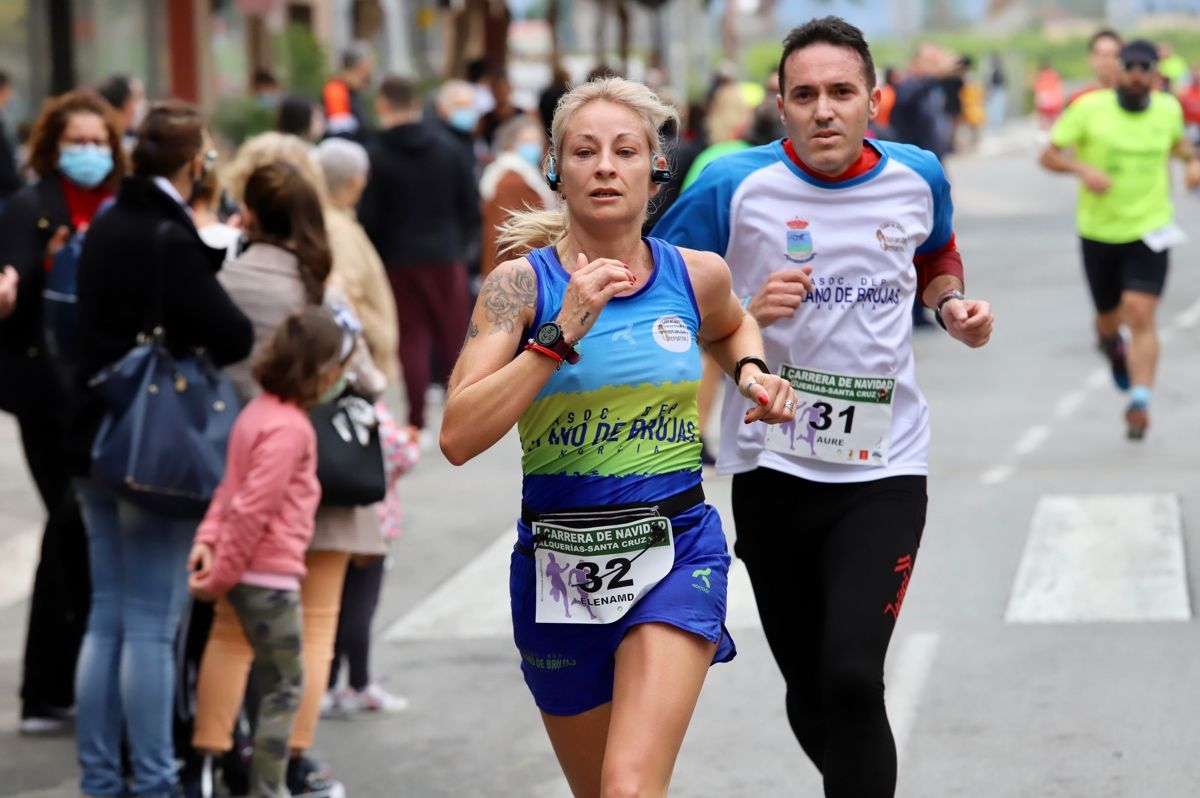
left=536, top=323, right=561, bottom=347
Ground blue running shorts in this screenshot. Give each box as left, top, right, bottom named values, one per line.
left=510, top=502, right=737, bottom=716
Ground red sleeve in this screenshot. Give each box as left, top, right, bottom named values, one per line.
left=913, top=234, right=964, bottom=305
left=323, top=80, right=352, bottom=118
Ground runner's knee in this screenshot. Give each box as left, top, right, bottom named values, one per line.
left=821, top=660, right=884, bottom=716
left=1121, top=298, right=1156, bottom=331
left=599, top=769, right=662, bottom=798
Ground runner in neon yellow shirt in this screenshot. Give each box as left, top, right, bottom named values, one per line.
left=1040, top=39, right=1200, bottom=440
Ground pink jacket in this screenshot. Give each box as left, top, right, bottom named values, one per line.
left=195, top=392, right=321, bottom=596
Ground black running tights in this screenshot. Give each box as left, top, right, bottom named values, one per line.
left=731, top=469, right=927, bottom=798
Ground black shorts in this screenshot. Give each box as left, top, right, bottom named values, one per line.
left=1080, top=237, right=1169, bottom=312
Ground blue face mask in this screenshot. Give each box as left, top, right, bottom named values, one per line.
left=515, top=141, right=544, bottom=169
left=58, top=144, right=113, bottom=189
left=448, top=108, right=478, bottom=134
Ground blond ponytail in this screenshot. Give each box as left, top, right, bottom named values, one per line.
left=494, top=205, right=568, bottom=261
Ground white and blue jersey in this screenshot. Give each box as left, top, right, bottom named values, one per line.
left=653, top=138, right=956, bottom=483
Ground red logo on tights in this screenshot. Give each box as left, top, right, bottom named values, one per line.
left=884, top=554, right=913, bottom=620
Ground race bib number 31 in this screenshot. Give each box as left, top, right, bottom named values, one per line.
left=533, top=517, right=674, bottom=624
left=764, top=364, right=894, bottom=466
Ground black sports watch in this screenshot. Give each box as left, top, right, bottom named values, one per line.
left=934, top=290, right=966, bottom=331
left=534, top=321, right=581, bottom=365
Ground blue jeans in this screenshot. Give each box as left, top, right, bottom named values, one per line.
left=74, top=480, right=195, bottom=798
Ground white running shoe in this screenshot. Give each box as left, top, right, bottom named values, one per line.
left=340, top=684, right=409, bottom=714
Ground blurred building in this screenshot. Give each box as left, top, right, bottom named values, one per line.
left=0, top=0, right=429, bottom=124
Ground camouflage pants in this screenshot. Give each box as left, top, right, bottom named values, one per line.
left=228, top=584, right=305, bottom=798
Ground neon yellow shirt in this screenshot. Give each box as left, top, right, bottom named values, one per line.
left=1050, top=89, right=1184, bottom=243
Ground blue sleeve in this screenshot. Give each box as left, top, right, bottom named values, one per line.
left=880, top=141, right=954, bottom=255
left=651, top=147, right=775, bottom=257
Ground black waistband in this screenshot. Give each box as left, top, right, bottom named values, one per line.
left=520, top=483, right=705, bottom=527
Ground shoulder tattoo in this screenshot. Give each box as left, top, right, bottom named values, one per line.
left=479, top=264, right=536, bottom=334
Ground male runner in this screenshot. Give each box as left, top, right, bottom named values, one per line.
left=653, top=16, right=992, bottom=798
left=1040, top=38, right=1200, bottom=439
left=1067, top=29, right=1122, bottom=106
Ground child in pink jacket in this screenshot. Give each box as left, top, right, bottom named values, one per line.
left=187, top=306, right=348, bottom=798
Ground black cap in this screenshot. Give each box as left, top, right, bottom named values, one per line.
left=1119, top=39, right=1159, bottom=68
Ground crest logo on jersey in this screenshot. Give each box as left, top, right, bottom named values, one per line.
left=785, top=217, right=816, bottom=264
left=876, top=221, right=908, bottom=253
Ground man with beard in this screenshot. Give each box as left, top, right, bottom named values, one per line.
left=1041, top=39, right=1200, bottom=440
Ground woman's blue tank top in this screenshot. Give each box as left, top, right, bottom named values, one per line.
left=518, top=237, right=703, bottom=511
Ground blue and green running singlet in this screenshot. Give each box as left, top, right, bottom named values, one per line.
left=518, top=238, right=703, bottom=511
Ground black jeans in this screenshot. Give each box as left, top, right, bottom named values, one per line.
left=16, top=409, right=90, bottom=716
left=731, top=468, right=927, bottom=798
left=329, top=556, right=386, bottom=691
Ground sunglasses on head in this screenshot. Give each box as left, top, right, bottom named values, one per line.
left=1123, top=60, right=1155, bottom=72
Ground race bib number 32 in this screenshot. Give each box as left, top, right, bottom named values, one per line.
left=764, top=364, right=894, bottom=466
left=533, top=517, right=674, bottom=625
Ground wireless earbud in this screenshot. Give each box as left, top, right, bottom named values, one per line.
left=546, top=155, right=560, bottom=191
left=650, top=153, right=672, bottom=185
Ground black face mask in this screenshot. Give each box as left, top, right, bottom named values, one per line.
left=1116, top=86, right=1151, bottom=112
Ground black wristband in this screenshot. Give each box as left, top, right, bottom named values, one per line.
left=734, top=356, right=769, bottom=385
left=934, top=290, right=965, bottom=331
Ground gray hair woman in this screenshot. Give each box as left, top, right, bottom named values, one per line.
left=316, top=137, right=400, bottom=385
left=478, top=113, right=557, bottom=277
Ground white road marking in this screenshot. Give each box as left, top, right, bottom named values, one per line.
left=1054, top=390, right=1086, bottom=418
left=1085, top=368, right=1110, bottom=390
left=1173, top=296, right=1200, bottom=329
left=1006, top=494, right=1190, bottom=623
left=979, top=465, right=1014, bottom=486
left=384, top=528, right=515, bottom=641
left=0, top=525, right=41, bottom=611
left=1012, top=425, right=1051, bottom=456
left=885, top=632, right=940, bottom=761
left=384, top=526, right=770, bottom=642
left=724, top=558, right=761, bottom=630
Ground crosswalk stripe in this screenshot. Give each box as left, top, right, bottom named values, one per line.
left=1006, top=493, right=1190, bottom=623
left=383, top=527, right=765, bottom=642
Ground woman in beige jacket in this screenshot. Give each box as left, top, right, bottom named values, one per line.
left=314, top=137, right=415, bottom=715
left=315, top=138, right=399, bottom=384
left=193, top=134, right=387, bottom=795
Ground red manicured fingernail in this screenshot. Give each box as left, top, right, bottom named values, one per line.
left=758, top=395, right=768, bottom=405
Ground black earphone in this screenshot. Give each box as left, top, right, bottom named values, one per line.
left=546, top=154, right=673, bottom=191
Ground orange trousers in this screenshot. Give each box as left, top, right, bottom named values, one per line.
left=192, top=550, right=349, bottom=753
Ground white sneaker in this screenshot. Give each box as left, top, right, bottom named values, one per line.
left=18, top=715, right=69, bottom=735
left=318, top=689, right=342, bottom=717
left=341, top=684, right=409, bottom=714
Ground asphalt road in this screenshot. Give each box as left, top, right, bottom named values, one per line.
left=3, top=128, right=1200, bottom=797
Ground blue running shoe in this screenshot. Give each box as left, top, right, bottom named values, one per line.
left=1099, top=334, right=1130, bottom=391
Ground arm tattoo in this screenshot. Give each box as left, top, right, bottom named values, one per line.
left=468, top=322, right=479, bottom=338
left=580, top=311, right=591, bottom=326
left=479, top=265, right=536, bottom=334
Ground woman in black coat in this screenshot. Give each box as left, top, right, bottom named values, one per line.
left=0, top=89, right=126, bottom=734
left=70, top=100, right=253, bottom=798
